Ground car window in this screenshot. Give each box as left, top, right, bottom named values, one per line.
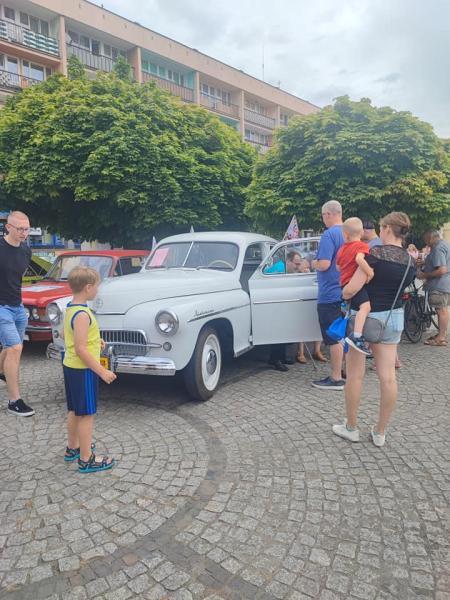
left=115, top=256, right=145, bottom=276
left=262, top=240, right=319, bottom=275
left=44, top=256, right=113, bottom=281
left=145, top=242, right=239, bottom=271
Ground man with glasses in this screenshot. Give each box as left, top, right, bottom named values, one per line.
left=0, top=211, right=35, bottom=416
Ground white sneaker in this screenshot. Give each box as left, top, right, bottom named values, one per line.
left=371, top=428, right=385, bottom=447
left=332, top=422, right=360, bottom=442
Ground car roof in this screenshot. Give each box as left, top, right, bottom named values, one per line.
left=57, top=250, right=148, bottom=257
left=157, top=232, right=276, bottom=245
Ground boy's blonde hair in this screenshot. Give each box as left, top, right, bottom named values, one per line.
left=68, top=266, right=100, bottom=293
left=342, top=217, right=363, bottom=239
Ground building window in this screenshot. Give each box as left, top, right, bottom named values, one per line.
left=150, top=62, right=157, bottom=74
left=91, top=40, right=100, bottom=55
left=67, top=30, right=79, bottom=45
left=103, top=44, right=111, bottom=57
left=80, top=35, right=90, bottom=49
left=30, top=16, right=40, bottom=33
left=40, top=20, right=49, bottom=37
left=20, top=12, right=29, bottom=26
left=4, top=6, right=15, bottom=21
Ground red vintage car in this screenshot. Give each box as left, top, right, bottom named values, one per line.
left=22, top=249, right=149, bottom=342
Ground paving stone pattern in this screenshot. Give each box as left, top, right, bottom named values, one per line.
left=0, top=340, right=449, bottom=599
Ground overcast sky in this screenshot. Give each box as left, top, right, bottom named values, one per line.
left=92, top=0, right=450, bottom=138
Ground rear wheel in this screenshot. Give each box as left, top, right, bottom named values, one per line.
left=183, top=327, right=222, bottom=401
left=404, top=297, right=424, bottom=343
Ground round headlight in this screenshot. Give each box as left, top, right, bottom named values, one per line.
left=46, top=303, right=62, bottom=325
left=24, top=306, right=30, bottom=319
left=155, top=310, right=179, bottom=335
left=31, top=307, right=39, bottom=320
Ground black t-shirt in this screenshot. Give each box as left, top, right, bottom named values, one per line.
left=0, top=237, right=32, bottom=306
left=365, top=245, right=416, bottom=312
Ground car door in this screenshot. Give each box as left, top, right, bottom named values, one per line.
left=248, top=237, right=322, bottom=345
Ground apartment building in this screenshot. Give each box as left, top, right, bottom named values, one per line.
left=0, top=0, right=319, bottom=153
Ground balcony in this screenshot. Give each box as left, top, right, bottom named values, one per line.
left=0, top=19, right=59, bottom=56
left=142, top=71, right=194, bottom=103
left=0, top=69, right=41, bottom=91
left=66, top=44, right=134, bottom=77
left=245, top=137, right=272, bottom=153
left=244, top=108, right=276, bottom=130
left=200, top=93, right=240, bottom=120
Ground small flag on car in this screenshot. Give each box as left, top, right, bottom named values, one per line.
left=283, top=215, right=300, bottom=240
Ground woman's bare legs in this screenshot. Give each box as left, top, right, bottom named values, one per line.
left=371, top=343, right=398, bottom=434
left=344, top=347, right=366, bottom=428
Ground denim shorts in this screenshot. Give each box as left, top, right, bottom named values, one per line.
left=0, top=304, right=29, bottom=348
left=368, top=307, right=404, bottom=344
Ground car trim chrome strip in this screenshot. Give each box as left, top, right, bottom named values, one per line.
left=188, top=303, right=249, bottom=322
left=252, top=298, right=317, bottom=305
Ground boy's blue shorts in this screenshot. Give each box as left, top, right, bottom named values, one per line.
left=63, top=366, right=98, bottom=416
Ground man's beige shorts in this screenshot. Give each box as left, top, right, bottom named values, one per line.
left=429, top=290, right=450, bottom=308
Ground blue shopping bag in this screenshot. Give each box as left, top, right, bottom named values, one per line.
left=326, top=314, right=349, bottom=342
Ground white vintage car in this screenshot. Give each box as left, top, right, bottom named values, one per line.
left=47, top=232, right=322, bottom=400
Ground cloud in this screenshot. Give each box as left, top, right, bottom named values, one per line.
left=93, top=0, right=450, bottom=137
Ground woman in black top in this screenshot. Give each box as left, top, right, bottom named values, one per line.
left=332, top=212, right=416, bottom=448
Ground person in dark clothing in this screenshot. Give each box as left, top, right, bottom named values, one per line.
left=0, top=211, right=35, bottom=416
left=333, top=212, right=415, bottom=448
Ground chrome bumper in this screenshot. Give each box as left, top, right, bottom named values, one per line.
left=113, top=355, right=176, bottom=376
left=46, top=343, right=176, bottom=376
left=27, top=324, right=52, bottom=332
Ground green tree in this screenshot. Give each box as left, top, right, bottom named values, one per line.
left=112, top=55, right=132, bottom=81
left=0, top=73, right=254, bottom=246
left=246, top=96, right=450, bottom=236
left=67, top=55, right=86, bottom=81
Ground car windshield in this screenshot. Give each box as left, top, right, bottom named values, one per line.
left=44, top=256, right=113, bottom=281
left=145, top=242, right=239, bottom=271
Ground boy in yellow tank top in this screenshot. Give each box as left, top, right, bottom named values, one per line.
left=63, top=266, right=116, bottom=473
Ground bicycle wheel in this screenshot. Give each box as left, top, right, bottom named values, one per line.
left=404, top=297, right=424, bottom=343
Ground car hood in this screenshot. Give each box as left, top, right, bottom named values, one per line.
left=22, top=281, right=71, bottom=307
left=94, top=269, right=239, bottom=314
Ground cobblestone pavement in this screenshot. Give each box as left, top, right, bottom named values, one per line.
left=0, top=339, right=449, bottom=600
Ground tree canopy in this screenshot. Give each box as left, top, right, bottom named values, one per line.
left=0, top=64, right=255, bottom=246
left=245, top=96, right=450, bottom=235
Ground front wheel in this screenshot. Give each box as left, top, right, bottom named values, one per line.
left=404, top=297, right=424, bottom=343
left=183, top=327, right=222, bottom=401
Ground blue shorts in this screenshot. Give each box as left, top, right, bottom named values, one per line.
left=63, top=366, right=98, bottom=416
left=0, top=304, right=28, bottom=348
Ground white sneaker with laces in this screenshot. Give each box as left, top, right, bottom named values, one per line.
left=332, top=422, right=360, bottom=442
left=371, top=428, right=385, bottom=447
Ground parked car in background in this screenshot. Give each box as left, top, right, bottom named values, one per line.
left=47, top=232, right=321, bottom=401
left=22, top=255, right=53, bottom=284
left=22, top=250, right=148, bottom=342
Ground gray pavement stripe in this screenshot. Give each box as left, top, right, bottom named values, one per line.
left=0, top=407, right=277, bottom=600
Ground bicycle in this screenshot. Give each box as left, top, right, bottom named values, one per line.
left=403, top=280, right=438, bottom=343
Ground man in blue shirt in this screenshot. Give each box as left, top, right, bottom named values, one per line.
left=311, top=200, right=345, bottom=390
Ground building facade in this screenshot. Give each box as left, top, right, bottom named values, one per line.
left=0, top=0, right=319, bottom=153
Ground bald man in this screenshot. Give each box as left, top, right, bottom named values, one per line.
left=0, top=211, right=35, bottom=416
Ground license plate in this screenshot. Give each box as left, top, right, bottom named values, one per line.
left=100, top=357, right=109, bottom=369
left=23, top=334, right=29, bottom=341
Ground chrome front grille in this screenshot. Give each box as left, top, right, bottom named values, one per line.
left=100, top=329, right=148, bottom=356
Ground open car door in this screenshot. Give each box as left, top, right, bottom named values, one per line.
left=249, top=237, right=322, bottom=345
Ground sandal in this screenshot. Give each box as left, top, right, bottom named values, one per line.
left=78, top=453, right=115, bottom=473
left=297, top=354, right=307, bottom=364
left=64, top=442, right=96, bottom=462
left=312, top=352, right=328, bottom=363
left=424, top=338, right=448, bottom=347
